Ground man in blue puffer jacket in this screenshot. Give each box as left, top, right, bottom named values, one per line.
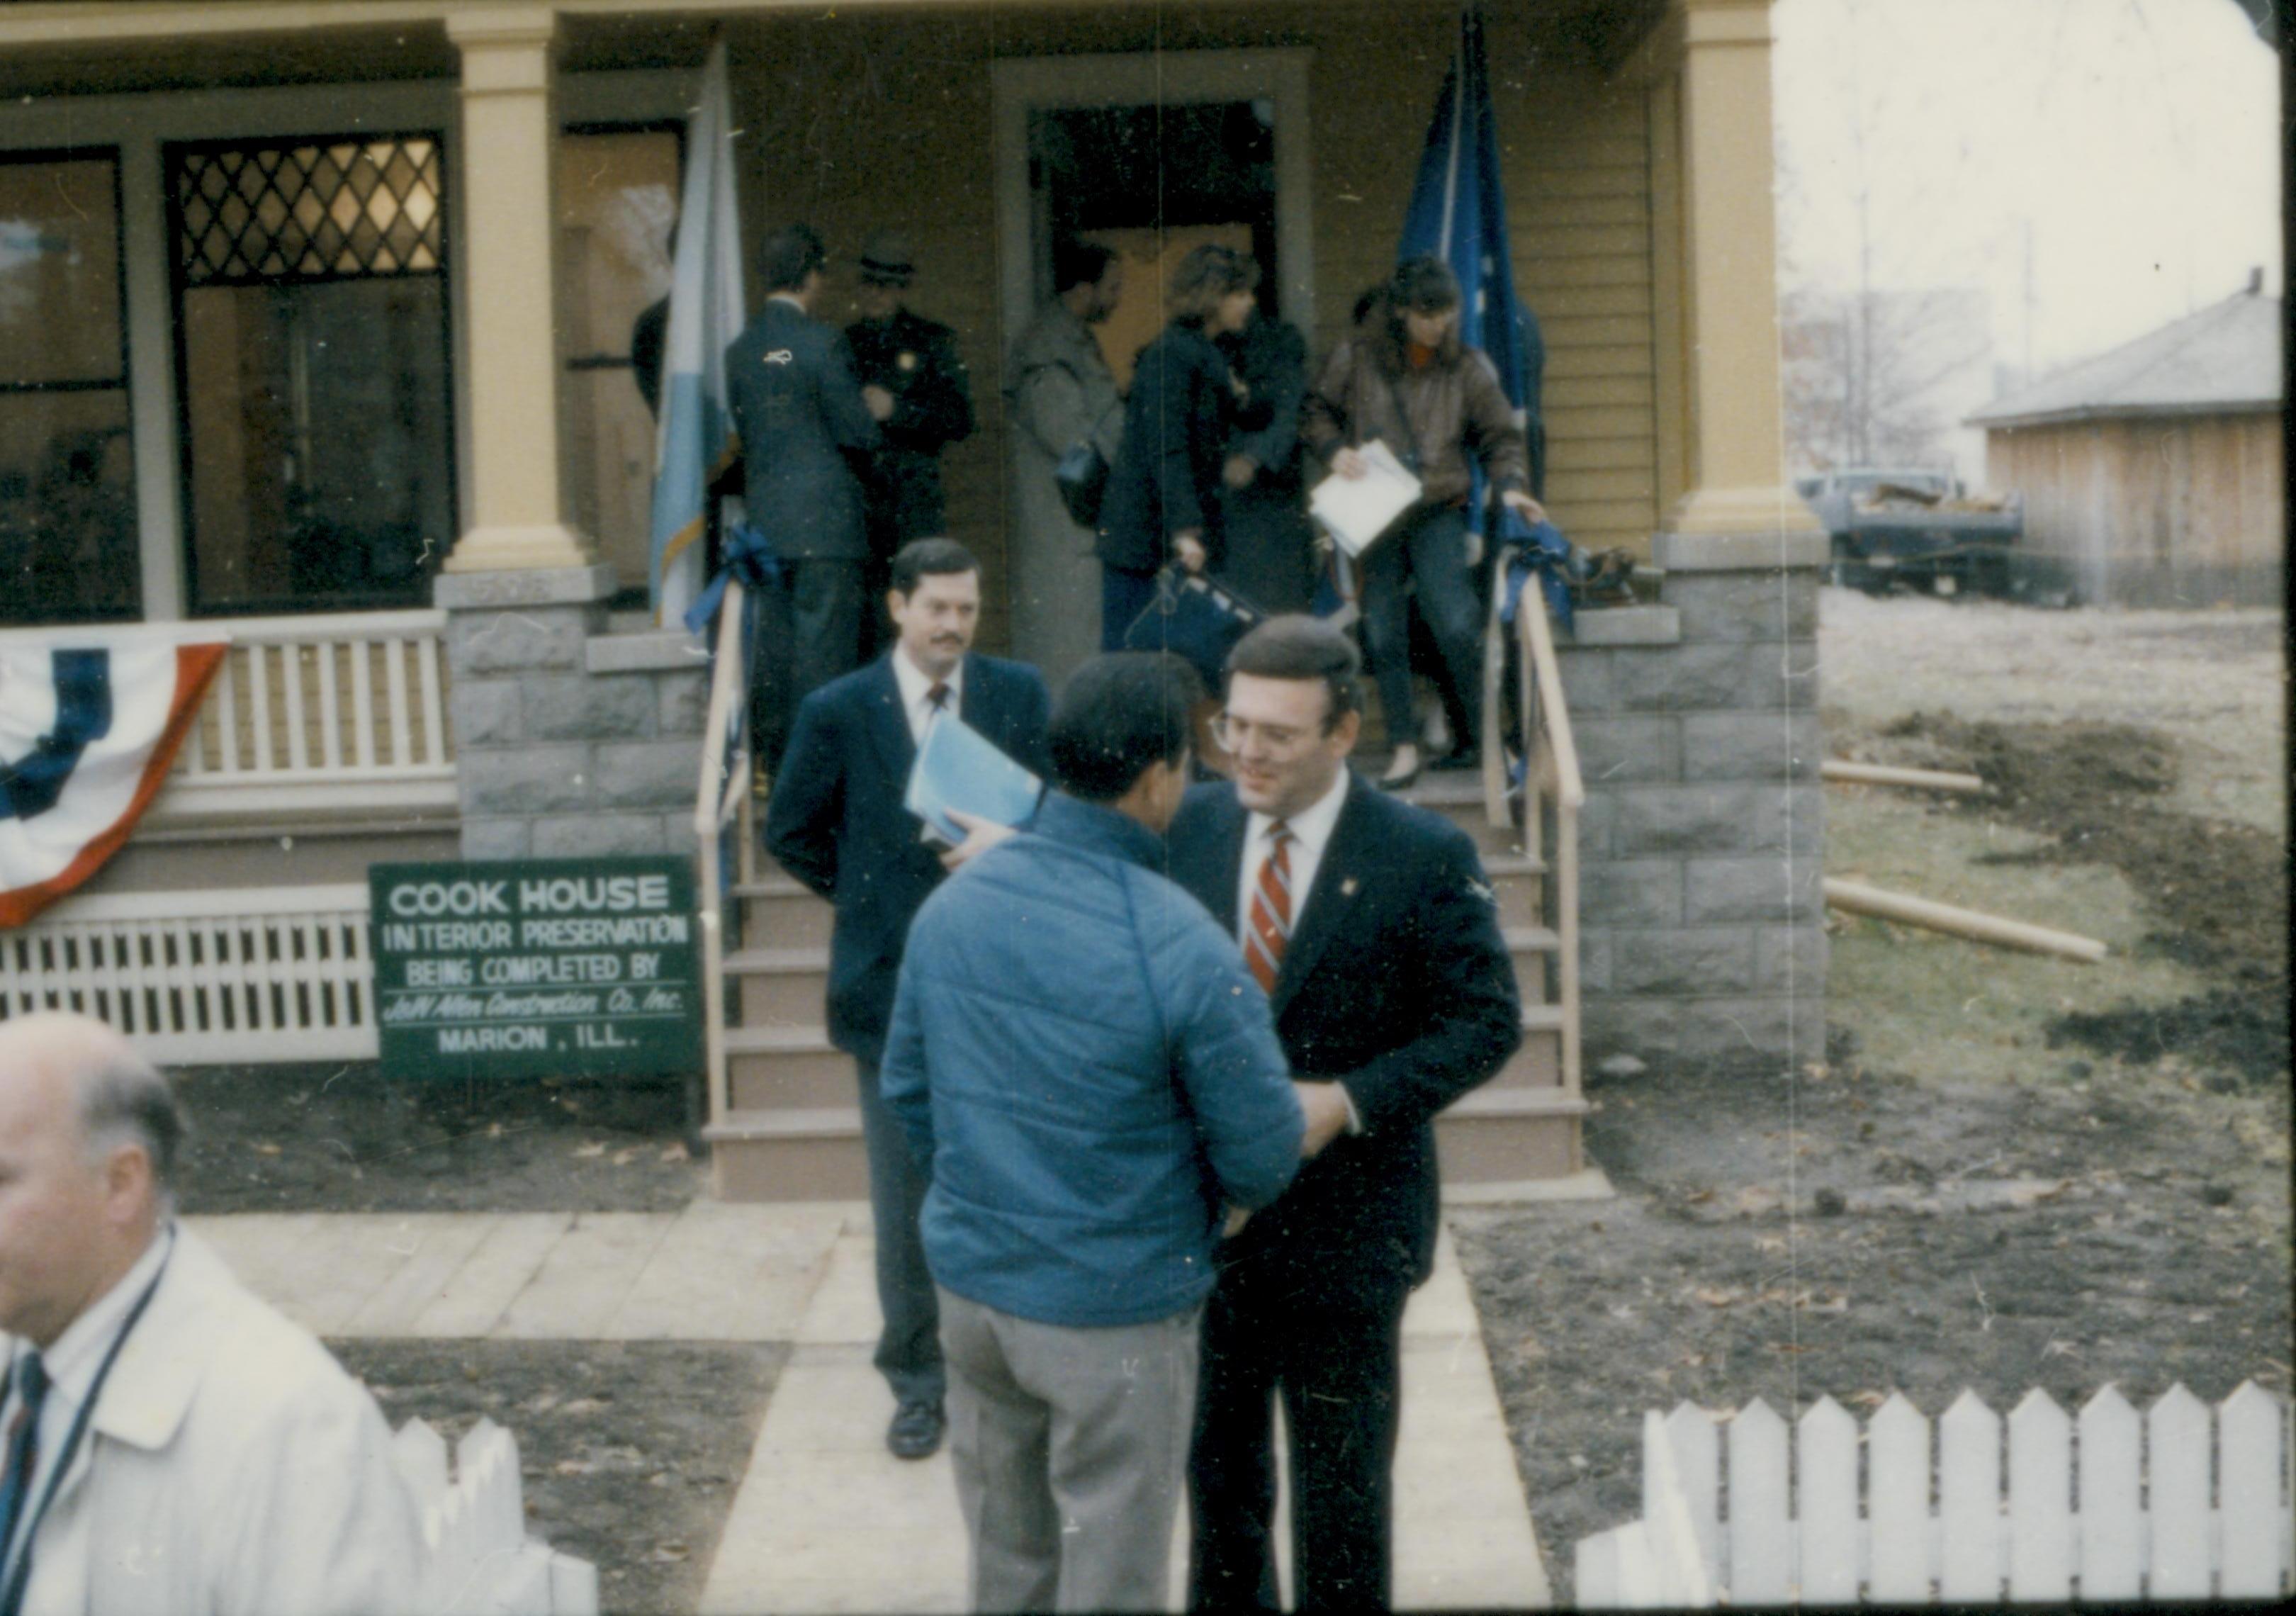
left=882, top=652, right=1308, bottom=1615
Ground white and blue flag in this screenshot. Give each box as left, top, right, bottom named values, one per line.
left=1398, top=2, right=1546, bottom=503
left=648, top=40, right=748, bottom=627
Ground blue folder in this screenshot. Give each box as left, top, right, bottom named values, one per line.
left=904, top=713, right=1045, bottom=846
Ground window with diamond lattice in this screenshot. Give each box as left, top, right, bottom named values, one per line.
left=175, top=138, right=442, bottom=286
left=169, top=133, right=454, bottom=616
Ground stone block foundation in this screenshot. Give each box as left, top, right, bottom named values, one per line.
left=1555, top=537, right=1828, bottom=1070
left=437, top=567, right=711, bottom=860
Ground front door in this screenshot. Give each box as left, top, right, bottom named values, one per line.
left=991, top=51, right=1312, bottom=689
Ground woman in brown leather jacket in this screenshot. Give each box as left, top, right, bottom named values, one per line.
left=1303, top=257, right=1544, bottom=788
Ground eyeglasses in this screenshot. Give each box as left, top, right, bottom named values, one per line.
left=1212, top=714, right=1320, bottom=753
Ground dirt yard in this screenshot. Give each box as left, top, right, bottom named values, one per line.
left=1461, top=588, right=2290, bottom=1601
left=332, top=1340, right=781, bottom=1615
left=173, top=1066, right=704, bottom=1213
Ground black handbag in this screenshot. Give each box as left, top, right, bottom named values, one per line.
left=1121, top=568, right=1266, bottom=685
left=1054, top=439, right=1111, bottom=528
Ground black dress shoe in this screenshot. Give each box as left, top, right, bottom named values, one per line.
left=887, top=1398, right=945, bottom=1460
left=1377, top=759, right=1422, bottom=793
left=1429, top=747, right=1480, bottom=773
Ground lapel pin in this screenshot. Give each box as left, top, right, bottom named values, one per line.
left=1341, top=876, right=1359, bottom=897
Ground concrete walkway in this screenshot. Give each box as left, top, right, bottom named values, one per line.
left=186, top=1204, right=1550, bottom=1612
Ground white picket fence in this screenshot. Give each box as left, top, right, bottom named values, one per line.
left=0, top=885, right=377, bottom=1062
left=1577, top=1382, right=2295, bottom=1606
left=393, top=1417, right=598, bottom=1616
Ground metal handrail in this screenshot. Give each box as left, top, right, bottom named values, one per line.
left=692, top=579, right=755, bottom=1132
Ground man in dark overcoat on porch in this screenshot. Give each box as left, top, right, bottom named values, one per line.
left=845, top=230, right=976, bottom=658
left=726, top=221, right=882, bottom=770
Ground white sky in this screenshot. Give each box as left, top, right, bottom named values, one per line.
left=1773, top=0, right=2283, bottom=381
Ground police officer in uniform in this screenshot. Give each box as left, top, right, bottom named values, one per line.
left=845, top=230, right=976, bottom=658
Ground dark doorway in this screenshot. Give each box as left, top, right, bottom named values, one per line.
left=1029, top=101, right=1278, bottom=386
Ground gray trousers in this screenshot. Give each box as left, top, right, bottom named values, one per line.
left=938, top=1287, right=1202, bottom=1614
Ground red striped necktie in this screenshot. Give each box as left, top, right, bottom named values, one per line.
left=1244, top=821, right=1294, bottom=996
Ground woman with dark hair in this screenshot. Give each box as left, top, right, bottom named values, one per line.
left=1304, top=256, right=1543, bottom=789
left=1095, top=243, right=1266, bottom=650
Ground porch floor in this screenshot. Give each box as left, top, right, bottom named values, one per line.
left=187, top=1203, right=1551, bottom=1611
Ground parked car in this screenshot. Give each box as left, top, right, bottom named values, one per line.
left=1797, top=468, right=2024, bottom=596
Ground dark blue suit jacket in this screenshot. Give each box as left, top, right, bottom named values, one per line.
left=725, top=298, right=880, bottom=561
left=764, top=651, right=1053, bottom=1065
left=1166, top=773, right=1521, bottom=1293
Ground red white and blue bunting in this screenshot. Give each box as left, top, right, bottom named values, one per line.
left=1, top=634, right=227, bottom=926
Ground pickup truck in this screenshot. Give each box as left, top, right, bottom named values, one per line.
left=1796, top=468, right=2023, bottom=596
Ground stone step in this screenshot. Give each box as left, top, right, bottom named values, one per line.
left=704, top=1107, right=871, bottom=1201
left=728, top=947, right=832, bottom=1025
left=734, top=877, right=833, bottom=950
left=721, top=1001, right=1565, bottom=1111
left=1403, top=774, right=1529, bottom=857
left=1494, top=1004, right=1567, bottom=1089
left=707, top=1084, right=1585, bottom=1203
left=1504, top=927, right=1555, bottom=1009
left=734, top=847, right=1544, bottom=939
left=1483, top=851, right=1548, bottom=931
left=728, top=926, right=1564, bottom=1034
left=724, top=1024, right=853, bottom=1111
left=1434, top=1087, right=1587, bottom=1182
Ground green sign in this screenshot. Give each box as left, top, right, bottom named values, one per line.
left=370, top=857, right=702, bottom=1079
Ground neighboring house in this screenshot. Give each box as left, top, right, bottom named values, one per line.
left=0, top=0, right=1832, bottom=1194
left=1966, top=287, right=2284, bottom=606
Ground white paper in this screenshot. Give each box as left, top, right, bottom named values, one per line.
left=1308, top=439, right=1422, bottom=557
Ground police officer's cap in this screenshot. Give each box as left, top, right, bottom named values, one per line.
left=857, top=230, right=916, bottom=287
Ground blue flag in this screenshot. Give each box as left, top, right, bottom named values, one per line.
left=1398, top=3, right=1546, bottom=502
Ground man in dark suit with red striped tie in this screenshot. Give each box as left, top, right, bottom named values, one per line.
left=1165, top=616, right=1521, bottom=1612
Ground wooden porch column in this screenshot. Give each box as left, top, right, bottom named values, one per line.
left=444, top=4, right=590, bottom=572
left=1653, top=0, right=1821, bottom=544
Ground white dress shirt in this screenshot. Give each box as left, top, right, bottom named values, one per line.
left=891, top=644, right=964, bottom=746
left=0, top=1225, right=172, bottom=1588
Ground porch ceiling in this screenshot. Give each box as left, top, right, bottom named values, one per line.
left=0, top=0, right=1675, bottom=98
left=0, top=23, right=457, bottom=102
left=558, top=0, right=1671, bottom=75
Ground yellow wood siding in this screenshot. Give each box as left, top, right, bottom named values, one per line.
left=715, top=3, right=1662, bottom=650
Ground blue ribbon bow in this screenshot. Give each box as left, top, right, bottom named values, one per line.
left=684, top=521, right=788, bottom=636
left=1497, top=510, right=1576, bottom=636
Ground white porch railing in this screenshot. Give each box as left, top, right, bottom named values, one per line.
left=156, top=608, right=457, bottom=828
left=0, top=884, right=376, bottom=1062
left=691, top=580, right=757, bottom=1131
left=1577, top=1384, right=2296, bottom=1606
left=0, top=610, right=457, bottom=830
